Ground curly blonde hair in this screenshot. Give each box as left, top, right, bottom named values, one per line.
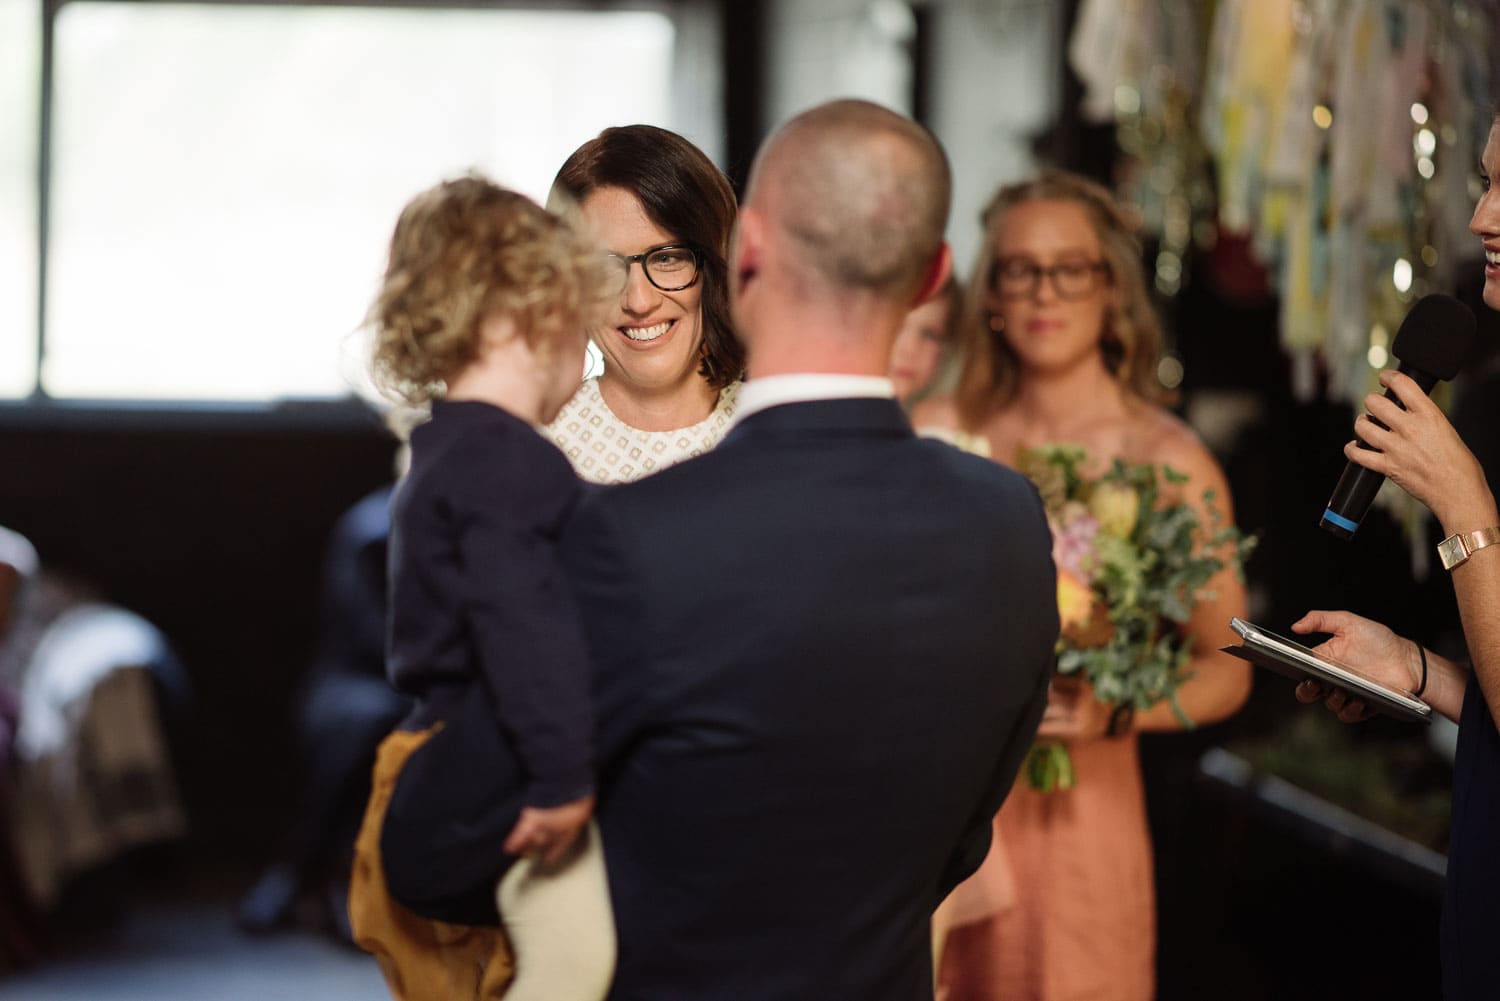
left=368, top=174, right=607, bottom=405
left=953, top=169, right=1171, bottom=428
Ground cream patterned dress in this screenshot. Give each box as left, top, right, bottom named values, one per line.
left=545, top=378, right=741, bottom=484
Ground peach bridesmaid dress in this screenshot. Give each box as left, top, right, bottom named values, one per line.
left=937, top=734, right=1155, bottom=1001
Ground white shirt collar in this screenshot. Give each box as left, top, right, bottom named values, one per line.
left=730, top=374, right=896, bottom=427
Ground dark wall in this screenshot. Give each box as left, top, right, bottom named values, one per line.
left=0, top=405, right=397, bottom=850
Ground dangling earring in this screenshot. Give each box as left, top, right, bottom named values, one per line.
left=987, top=313, right=1006, bottom=333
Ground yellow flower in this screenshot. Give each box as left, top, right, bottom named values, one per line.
left=1056, top=568, right=1114, bottom=649
left=1088, top=482, right=1139, bottom=538
left=1056, top=569, right=1094, bottom=631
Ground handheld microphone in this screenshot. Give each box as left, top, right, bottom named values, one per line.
left=1319, top=293, right=1477, bottom=539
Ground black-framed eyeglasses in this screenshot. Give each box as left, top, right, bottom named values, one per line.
left=988, top=258, right=1110, bottom=301
left=605, top=244, right=701, bottom=294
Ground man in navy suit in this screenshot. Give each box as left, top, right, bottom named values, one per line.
left=561, top=99, right=1059, bottom=1001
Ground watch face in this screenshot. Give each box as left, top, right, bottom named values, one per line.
left=1438, top=534, right=1468, bottom=570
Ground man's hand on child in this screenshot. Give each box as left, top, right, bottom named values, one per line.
left=504, top=794, right=595, bottom=866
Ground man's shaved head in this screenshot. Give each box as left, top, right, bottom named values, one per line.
left=745, top=100, right=951, bottom=301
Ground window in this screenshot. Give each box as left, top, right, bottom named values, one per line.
left=8, top=1, right=713, bottom=405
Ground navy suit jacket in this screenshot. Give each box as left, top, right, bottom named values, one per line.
left=560, top=397, right=1058, bottom=1001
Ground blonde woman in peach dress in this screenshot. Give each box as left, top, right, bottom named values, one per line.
left=912, top=170, right=1250, bottom=1001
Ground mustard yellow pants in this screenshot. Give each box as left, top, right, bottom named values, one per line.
left=349, top=726, right=514, bottom=1001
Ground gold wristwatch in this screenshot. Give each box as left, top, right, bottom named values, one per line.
left=1437, top=526, right=1500, bottom=571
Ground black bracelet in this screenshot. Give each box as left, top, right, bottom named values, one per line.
left=1414, top=640, right=1428, bottom=698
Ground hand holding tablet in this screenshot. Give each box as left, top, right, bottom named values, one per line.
left=1222, top=617, right=1432, bottom=724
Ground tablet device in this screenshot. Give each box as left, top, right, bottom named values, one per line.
left=1223, top=616, right=1432, bottom=724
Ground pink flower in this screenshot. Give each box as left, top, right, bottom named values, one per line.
left=1050, top=511, right=1100, bottom=578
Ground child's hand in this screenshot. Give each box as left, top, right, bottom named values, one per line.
left=504, top=795, right=595, bottom=866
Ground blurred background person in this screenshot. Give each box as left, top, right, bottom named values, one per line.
left=235, top=483, right=403, bottom=942
left=891, top=274, right=961, bottom=406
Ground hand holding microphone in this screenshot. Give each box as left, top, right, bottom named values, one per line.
left=1320, top=294, right=1477, bottom=539
left=1345, top=369, right=1496, bottom=530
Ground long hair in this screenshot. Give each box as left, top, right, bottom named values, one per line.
left=551, top=125, right=744, bottom=390
left=953, top=169, right=1170, bottom=429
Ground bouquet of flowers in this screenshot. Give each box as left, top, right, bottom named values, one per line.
left=1014, top=444, right=1254, bottom=792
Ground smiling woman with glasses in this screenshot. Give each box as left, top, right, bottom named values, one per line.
left=542, top=124, right=744, bottom=485
left=911, top=168, right=1249, bottom=1001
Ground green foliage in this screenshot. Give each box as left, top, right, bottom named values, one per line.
left=1032, top=447, right=1255, bottom=713
left=1026, top=742, right=1076, bottom=793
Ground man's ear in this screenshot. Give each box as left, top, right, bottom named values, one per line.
left=728, top=210, right=763, bottom=335
left=731, top=207, right=764, bottom=302
left=911, top=242, right=954, bottom=307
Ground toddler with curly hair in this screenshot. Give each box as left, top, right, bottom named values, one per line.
left=349, top=174, right=614, bottom=1001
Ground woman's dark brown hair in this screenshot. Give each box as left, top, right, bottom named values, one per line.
left=551, top=125, right=744, bottom=389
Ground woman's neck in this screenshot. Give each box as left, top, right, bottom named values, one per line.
left=1004, top=361, right=1128, bottom=443
left=597, top=372, right=719, bottom=432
